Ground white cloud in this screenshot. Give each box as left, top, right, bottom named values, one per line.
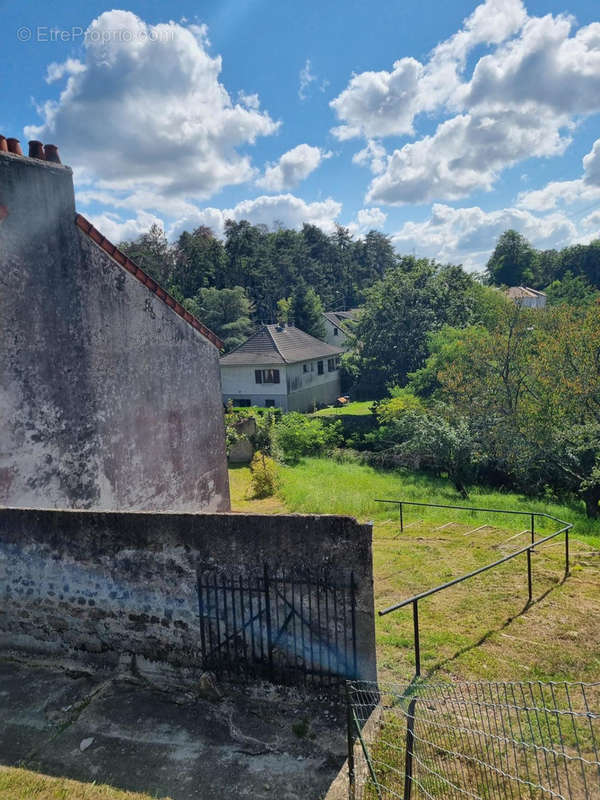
left=352, top=140, right=387, bottom=174
left=331, top=0, right=600, bottom=205
left=86, top=210, right=165, bottom=243
left=367, top=107, right=570, bottom=205
left=169, top=193, right=343, bottom=239
left=583, top=138, right=600, bottom=186
left=517, top=137, right=600, bottom=210
left=330, top=0, right=527, bottom=141
left=45, top=58, right=86, bottom=84
left=26, top=11, right=279, bottom=207
left=348, top=207, right=387, bottom=235
left=391, top=203, right=577, bottom=271
left=298, top=59, right=317, bottom=101
left=257, top=144, right=331, bottom=191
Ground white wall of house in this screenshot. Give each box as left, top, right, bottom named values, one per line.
left=221, top=356, right=341, bottom=411
left=322, top=316, right=348, bottom=348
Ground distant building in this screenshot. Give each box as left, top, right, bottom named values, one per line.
left=220, top=324, right=343, bottom=411
left=506, top=286, right=547, bottom=309
left=321, top=309, right=360, bottom=348
left=0, top=145, right=230, bottom=512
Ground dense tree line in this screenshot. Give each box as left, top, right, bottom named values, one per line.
left=486, top=229, right=600, bottom=301
left=119, top=221, right=398, bottom=328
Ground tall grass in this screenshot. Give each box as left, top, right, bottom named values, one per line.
left=277, top=458, right=600, bottom=543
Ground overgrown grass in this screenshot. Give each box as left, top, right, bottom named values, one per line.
left=230, top=458, right=600, bottom=686
left=276, top=458, right=600, bottom=541
left=312, top=401, right=375, bottom=417
left=0, top=767, right=170, bottom=800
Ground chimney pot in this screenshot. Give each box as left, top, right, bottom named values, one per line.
left=0, top=136, right=8, bottom=153
left=6, top=138, right=23, bottom=156
left=44, top=144, right=61, bottom=164
left=28, top=140, right=45, bottom=160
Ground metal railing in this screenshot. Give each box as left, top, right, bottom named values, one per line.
left=374, top=500, right=573, bottom=678
left=347, top=678, right=600, bottom=800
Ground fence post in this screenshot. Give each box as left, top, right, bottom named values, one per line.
left=345, top=683, right=356, bottom=800
left=412, top=600, right=421, bottom=678
left=263, top=563, right=274, bottom=681
left=400, top=502, right=404, bottom=533
left=565, top=528, right=570, bottom=576
left=527, top=548, right=532, bottom=603
left=530, top=513, right=535, bottom=548
left=403, top=697, right=417, bottom=800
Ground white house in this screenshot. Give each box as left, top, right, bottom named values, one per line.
left=506, top=286, right=547, bottom=309
left=220, top=324, right=343, bottom=412
left=321, top=309, right=359, bottom=348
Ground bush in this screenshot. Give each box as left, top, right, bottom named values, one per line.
left=249, top=452, right=279, bottom=498
left=273, top=412, right=342, bottom=464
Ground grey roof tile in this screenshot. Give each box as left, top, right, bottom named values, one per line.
left=220, top=325, right=343, bottom=366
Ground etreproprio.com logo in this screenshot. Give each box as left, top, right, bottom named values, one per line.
left=16, top=26, right=175, bottom=44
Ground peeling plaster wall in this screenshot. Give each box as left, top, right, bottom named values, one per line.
left=0, top=508, right=377, bottom=687
left=0, top=152, right=229, bottom=512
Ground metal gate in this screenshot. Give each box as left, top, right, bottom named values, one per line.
left=196, top=564, right=357, bottom=687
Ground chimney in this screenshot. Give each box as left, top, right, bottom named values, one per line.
left=44, top=144, right=61, bottom=164
left=28, top=141, right=45, bottom=160
left=0, top=136, right=8, bottom=153
left=6, top=138, right=23, bottom=156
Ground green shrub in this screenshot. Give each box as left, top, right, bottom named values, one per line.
left=273, top=412, right=342, bottom=464
left=249, top=452, right=279, bottom=498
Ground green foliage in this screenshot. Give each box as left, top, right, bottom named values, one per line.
left=376, top=388, right=424, bottom=422
left=344, top=262, right=489, bottom=397
left=171, top=226, right=226, bottom=296
left=272, top=412, right=342, bottom=463
left=184, top=286, right=254, bottom=352
left=289, top=282, right=326, bottom=339
left=119, top=223, right=174, bottom=286
left=249, top=452, right=279, bottom=498
left=545, top=272, right=599, bottom=306
left=486, top=229, right=535, bottom=286
left=487, top=231, right=600, bottom=291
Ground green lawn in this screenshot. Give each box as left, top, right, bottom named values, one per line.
left=0, top=767, right=170, bottom=800
left=312, top=400, right=375, bottom=417
left=231, top=458, right=600, bottom=685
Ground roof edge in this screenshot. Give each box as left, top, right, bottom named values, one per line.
left=75, top=214, right=223, bottom=350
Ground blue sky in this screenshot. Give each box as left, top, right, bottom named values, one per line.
left=2, top=0, right=600, bottom=270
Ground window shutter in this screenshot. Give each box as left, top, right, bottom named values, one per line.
left=255, top=369, right=262, bottom=384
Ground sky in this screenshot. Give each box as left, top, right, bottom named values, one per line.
left=2, top=0, right=600, bottom=271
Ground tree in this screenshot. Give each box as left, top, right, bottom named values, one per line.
left=119, top=224, right=174, bottom=286
left=289, top=282, right=326, bottom=339
left=486, top=230, right=535, bottom=286
left=545, top=272, right=599, bottom=306
left=171, top=226, right=226, bottom=297
left=185, top=286, right=255, bottom=352
left=344, top=261, right=490, bottom=397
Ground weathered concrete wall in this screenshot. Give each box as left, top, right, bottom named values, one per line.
left=0, top=152, right=229, bottom=511
left=0, top=506, right=377, bottom=687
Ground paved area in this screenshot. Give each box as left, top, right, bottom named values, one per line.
left=0, top=657, right=347, bottom=799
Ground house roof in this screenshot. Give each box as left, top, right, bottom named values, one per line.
left=75, top=214, right=223, bottom=350
left=323, top=311, right=349, bottom=331
left=220, top=324, right=343, bottom=366
left=506, top=286, right=547, bottom=299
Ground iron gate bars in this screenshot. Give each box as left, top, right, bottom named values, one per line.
left=196, top=563, right=358, bottom=687
left=374, top=500, right=572, bottom=678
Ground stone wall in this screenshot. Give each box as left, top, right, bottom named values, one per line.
left=0, top=507, right=377, bottom=687
left=0, top=151, right=229, bottom=512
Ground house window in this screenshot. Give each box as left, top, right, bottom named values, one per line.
left=303, top=364, right=309, bottom=373
left=255, top=369, right=280, bottom=384
left=263, top=369, right=280, bottom=384
left=334, top=327, right=338, bottom=336
left=236, top=399, right=251, bottom=407
left=317, top=361, right=324, bottom=375
left=265, top=399, right=276, bottom=407
left=327, top=358, right=336, bottom=372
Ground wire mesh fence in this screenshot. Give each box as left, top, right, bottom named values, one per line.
left=347, top=679, right=600, bottom=800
